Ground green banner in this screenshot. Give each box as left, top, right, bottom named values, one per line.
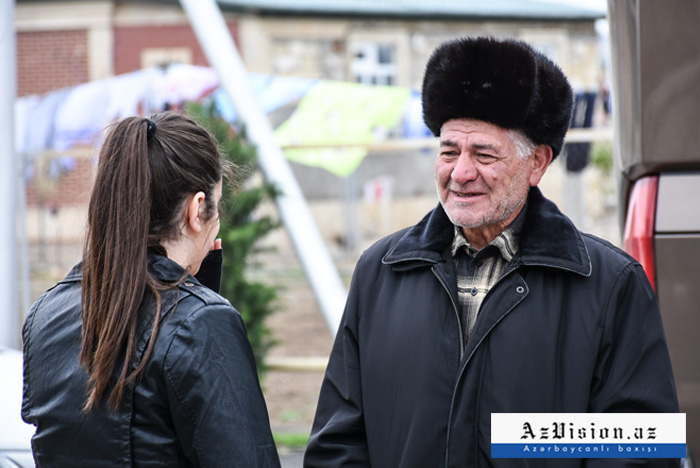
left=275, top=80, right=411, bottom=177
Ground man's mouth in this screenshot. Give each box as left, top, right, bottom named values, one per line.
left=453, top=190, right=482, bottom=198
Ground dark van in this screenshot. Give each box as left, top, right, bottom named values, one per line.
left=608, top=0, right=700, bottom=463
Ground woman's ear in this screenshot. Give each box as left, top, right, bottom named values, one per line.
left=185, top=191, right=207, bottom=234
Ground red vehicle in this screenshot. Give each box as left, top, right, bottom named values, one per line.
left=608, top=0, right=700, bottom=464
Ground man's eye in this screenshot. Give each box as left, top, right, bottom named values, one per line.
left=477, top=153, right=497, bottom=161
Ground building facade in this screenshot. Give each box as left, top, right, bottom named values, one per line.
left=16, top=0, right=605, bottom=97
left=14, top=0, right=608, bottom=247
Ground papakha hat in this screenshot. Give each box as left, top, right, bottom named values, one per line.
left=421, top=36, right=573, bottom=158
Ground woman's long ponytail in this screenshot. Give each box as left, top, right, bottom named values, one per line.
left=80, top=117, right=153, bottom=411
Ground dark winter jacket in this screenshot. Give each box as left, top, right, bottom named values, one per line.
left=305, top=187, right=679, bottom=468
left=22, top=253, right=281, bottom=468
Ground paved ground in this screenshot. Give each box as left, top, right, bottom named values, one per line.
left=280, top=450, right=304, bottom=468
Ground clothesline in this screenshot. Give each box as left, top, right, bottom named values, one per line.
left=15, top=64, right=427, bottom=177
left=15, top=63, right=605, bottom=178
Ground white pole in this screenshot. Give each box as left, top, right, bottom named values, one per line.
left=0, top=1, right=20, bottom=349
left=179, top=0, right=346, bottom=334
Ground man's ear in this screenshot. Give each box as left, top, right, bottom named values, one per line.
left=185, top=191, right=207, bottom=234
left=529, top=145, right=553, bottom=187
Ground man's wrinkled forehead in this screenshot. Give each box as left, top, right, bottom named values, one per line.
left=439, top=138, right=504, bottom=155
left=439, top=119, right=510, bottom=152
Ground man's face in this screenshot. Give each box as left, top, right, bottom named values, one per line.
left=435, top=119, right=548, bottom=247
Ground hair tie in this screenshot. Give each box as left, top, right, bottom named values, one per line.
left=146, top=118, right=157, bottom=140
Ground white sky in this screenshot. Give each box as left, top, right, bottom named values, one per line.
left=539, top=0, right=608, bottom=14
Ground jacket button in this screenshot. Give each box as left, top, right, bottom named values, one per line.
left=184, top=282, right=195, bottom=287
left=516, top=286, right=525, bottom=294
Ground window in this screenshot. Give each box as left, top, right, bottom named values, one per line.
left=350, top=42, right=397, bottom=86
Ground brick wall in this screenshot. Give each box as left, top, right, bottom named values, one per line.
left=17, top=29, right=89, bottom=97
left=26, top=156, right=95, bottom=207
left=114, top=22, right=239, bottom=75
left=18, top=18, right=239, bottom=208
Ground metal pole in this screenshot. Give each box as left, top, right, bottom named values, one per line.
left=342, top=171, right=360, bottom=254
left=179, top=0, right=347, bottom=334
left=0, top=1, right=20, bottom=349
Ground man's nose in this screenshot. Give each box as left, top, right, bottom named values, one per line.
left=452, top=154, right=478, bottom=184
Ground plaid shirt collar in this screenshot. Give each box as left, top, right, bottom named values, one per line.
left=451, top=203, right=527, bottom=261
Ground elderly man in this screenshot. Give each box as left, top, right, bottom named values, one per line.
left=304, top=37, right=679, bottom=467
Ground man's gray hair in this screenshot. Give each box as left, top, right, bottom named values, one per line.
left=508, top=129, right=537, bottom=159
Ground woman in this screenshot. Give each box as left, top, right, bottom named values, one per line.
left=21, top=112, right=281, bottom=467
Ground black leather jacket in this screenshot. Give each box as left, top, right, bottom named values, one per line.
left=22, top=254, right=281, bottom=467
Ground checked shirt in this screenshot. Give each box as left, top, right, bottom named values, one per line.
left=451, top=206, right=526, bottom=348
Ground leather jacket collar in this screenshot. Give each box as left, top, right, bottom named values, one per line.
left=59, top=253, right=191, bottom=285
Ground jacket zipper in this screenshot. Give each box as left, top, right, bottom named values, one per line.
left=443, top=263, right=525, bottom=468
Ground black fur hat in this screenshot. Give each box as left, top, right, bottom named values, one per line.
left=421, top=37, right=573, bottom=158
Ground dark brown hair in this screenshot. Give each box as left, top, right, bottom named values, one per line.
left=80, top=111, right=228, bottom=411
